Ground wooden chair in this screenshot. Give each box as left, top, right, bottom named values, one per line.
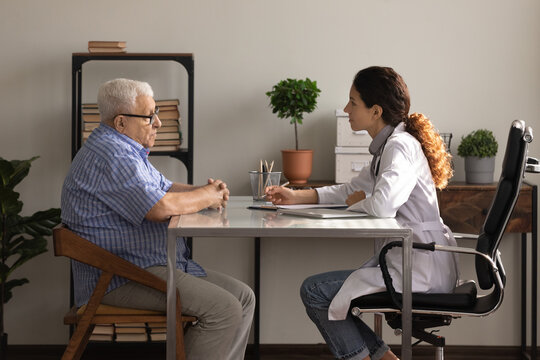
left=53, top=224, right=197, bottom=360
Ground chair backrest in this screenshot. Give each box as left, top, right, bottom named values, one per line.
left=475, top=120, right=532, bottom=289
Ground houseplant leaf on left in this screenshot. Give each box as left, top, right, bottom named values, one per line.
left=0, top=156, right=61, bottom=359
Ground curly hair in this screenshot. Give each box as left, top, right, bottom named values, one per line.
left=353, top=66, right=453, bottom=189
left=405, top=113, right=453, bottom=189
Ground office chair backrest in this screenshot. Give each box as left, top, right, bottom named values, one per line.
left=475, top=120, right=530, bottom=289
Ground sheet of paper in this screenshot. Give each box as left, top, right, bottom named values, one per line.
left=248, top=203, right=347, bottom=210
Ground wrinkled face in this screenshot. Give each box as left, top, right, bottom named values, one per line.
left=117, top=95, right=161, bottom=148
left=343, top=85, right=381, bottom=138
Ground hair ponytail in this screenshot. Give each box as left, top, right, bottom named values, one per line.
left=405, top=113, right=453, bottom=189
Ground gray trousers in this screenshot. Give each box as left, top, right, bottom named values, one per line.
left=102, top=266, right=255, bottom=360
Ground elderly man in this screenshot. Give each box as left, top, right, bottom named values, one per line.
left=61, top=78, right=254, bottom=359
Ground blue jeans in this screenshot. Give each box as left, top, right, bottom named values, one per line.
left=300, top=270, right=389, bottom=360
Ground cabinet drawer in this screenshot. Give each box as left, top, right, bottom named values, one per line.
left=335, top=149, right=371, bottom=184
left=337, top=117, right=371, bottom=147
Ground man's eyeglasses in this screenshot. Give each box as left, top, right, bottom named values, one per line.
left=118, top=107, right=160, bottom=125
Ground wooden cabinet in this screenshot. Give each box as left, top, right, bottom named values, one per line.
left=437, top=182, right=533, bottom=234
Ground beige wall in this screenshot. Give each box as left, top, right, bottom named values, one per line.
left=1, top=0, right=539, bottom=347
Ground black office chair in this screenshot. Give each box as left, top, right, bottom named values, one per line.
left=350, top=120, right=536, bottom=360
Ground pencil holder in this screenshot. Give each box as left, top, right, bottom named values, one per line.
left=249, top=171, right=281, bottom=200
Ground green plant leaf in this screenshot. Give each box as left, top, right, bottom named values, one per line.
left=2, top=278, right=29, bottom=304
left=7, top=236, right=48, bottom=277
left=0, top=189, right=22, bottom=217
left=0, top=156, right=60, bottom=305
left=266, top=77, right=321, bottom=149
left=457, top=129, right=498, bottom=158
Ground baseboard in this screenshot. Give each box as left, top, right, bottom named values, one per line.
left=4, top=343, right=539, bottom=359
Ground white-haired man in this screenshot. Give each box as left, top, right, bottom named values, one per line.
left=62, top=78, right=254, bottom=359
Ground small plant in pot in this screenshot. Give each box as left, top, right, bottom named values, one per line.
left=457, top=129, right=498, bottom=184
left=0, top=156, right=61, bottom=359
left=266, top=78, right=321, bottom=184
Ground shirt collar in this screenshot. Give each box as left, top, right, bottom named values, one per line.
left=99, top=124, right=150, bottom=158
left=369, top=124, right=396, bottom=155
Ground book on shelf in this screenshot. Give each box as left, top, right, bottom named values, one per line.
left=89, top=333, right=114, bottom=342
left=156, top=132, right=180, bottom=140
left=156, top=99, right=180, bottom=107
left=149, top=332, right=167, bottom=342
left=115, top=333, right=148, bottom=342
left=158, top=105, right=179, bottom=111
left=160, top=119, right=180, bottom=127
left=157, top=109, right=180, bottom=120
left=84, top=122, right=100, bottom=131
left=114, top=322, right=146, bottom=328
left=115, top=326, right=147, bottom=334
left=88, top=47, right=127, bottom=53
left=150, top=145, right=181, bottom=152
left=147, top=321, right=167, bottom=328
left=158, top=125, right=180, bottom=133
left=153, top=139, right=181, bottom=146
left=149, top=327, right=166, bottom=333
left=88, top=41, right=127, bottom=48
left=92, top=324, right=114, bottom=335
left=82, top=114, right=101, bottom=122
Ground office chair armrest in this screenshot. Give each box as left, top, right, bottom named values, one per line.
left=453, top=233, right=479, bottom=240
left=378, top=241, right=499, bottom=310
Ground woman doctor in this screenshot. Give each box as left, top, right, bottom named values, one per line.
left=265, top=66, right=457, bottom=360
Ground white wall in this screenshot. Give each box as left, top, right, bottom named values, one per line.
left=1, top=0, right=539, bottom=347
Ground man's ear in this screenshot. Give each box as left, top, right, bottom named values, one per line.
left=113, top=115, right=126, bottom=133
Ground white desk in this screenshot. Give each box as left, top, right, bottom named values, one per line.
left=166, top=196, right=413, bottom=360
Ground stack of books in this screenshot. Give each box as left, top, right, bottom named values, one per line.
left=81, top=103, right=101, bottom=141
left=88, top=41, right=126, bottom=53
left=114, top=322, right=148, bottom=342
left=89, top=324, right=114, bottom=342
left=152, top=99, right=182, bottom=152
left=80, top=99, right=182, bottom=152
left=147, top=321, right=167, bottom=342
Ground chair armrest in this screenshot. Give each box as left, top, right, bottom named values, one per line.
left=453, top=233, right=479, bottom=240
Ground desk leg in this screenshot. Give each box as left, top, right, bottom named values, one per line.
left=401, top=230, right=413, bottom=360
left=521, top=233, right=527, bottom=359
left=254, top=237, right=260, bottom=360
left=166, top=232, right=176, bottom=360
left=532, top=185, right=537, bottom=360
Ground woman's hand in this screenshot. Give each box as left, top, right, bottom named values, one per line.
left=264, top=185, right=297, bottom=204
left=346, top=191, right=366, bottom=206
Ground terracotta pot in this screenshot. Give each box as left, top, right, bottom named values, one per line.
left=281, top=149, right=313, bottom=184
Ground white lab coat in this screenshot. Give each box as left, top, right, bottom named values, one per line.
left=317, top=123, right=459, bottom=320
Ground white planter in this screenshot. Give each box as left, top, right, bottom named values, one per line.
left=464, top=156, right=495, bottom=184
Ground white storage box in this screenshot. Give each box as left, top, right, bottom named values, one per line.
left=335, top=146, right=371, bottom=183
left=336, top=111, right=371, bottom=147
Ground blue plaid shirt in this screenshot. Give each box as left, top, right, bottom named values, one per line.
left=61, top=124, right=205, bottom=306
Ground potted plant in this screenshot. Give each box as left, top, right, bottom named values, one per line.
left=0, top=156, right=61, bottom=359
left=457, top=129, right=498, bottom=184
left=266, top=78, right=321, bottom=184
